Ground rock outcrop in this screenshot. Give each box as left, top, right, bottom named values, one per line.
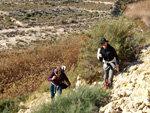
left=75, top=76, right=86, bottom=88
left=99, top=46, right=150, bottom=113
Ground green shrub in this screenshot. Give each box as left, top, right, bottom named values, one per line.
left=0, top=99, right=18, bottom=113
left=25, top=13, right=32, bottom=17
left=0, top=94, right=28, bottom=113
left=132, top=31, right=150, bottom=46
left=74, top=17, right=135, bottom=83
left=33, top=85, right=110, bottom=113
left=16, top=94, right=29, bottom=103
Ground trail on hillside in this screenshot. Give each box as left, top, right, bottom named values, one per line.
left=0, top=10, right=9, bottom=15
left=100, top=46, right=150, bottom=113
left=84, top=0, right=114, bottom=5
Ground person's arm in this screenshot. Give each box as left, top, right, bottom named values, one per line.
left=112, top=47, right=119, bottom=65
left=48, top=71, right=56, bottom=81
left=99, top=48, right=103, bottom=62
left=112, top=47, right=119, bottom=71
left=64, top=73, right=71, bottom=86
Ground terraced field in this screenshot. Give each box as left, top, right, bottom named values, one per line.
left=0, top=0, right=115, bottom=50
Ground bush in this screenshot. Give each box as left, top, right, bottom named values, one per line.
left=0, top=99, right=20, bottom=113
left=0, top=38, right=81, bottom=100
left=74, top=17, right=135, bottom=83
left=33, top=85, right=110, bottom=113
left=25, top=13, right=32, bottom=17
left=0, top=99, right=17, bottom=113
left=0, top=94, right=28, bottom=113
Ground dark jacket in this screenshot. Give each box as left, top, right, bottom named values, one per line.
left=48, top=71, right=71, bottom=86
left=99, top=44, right=119, bottom=65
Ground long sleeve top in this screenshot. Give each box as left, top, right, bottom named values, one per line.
left=99, top=44, right=119, bottom=65
left=48, top=71, right=71, bottom=86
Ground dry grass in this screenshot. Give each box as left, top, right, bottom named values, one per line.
left=125, top=0, right=150, bottom=29
left=0, top=37, right=83, bottom=100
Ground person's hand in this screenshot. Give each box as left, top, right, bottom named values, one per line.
left=114, top=65, right=119, bottom=71
left=52, top=76, right=56, bottom=80
left=68, top=85, right=72, bottom=89
left=99, top=54, right=102, bottom=57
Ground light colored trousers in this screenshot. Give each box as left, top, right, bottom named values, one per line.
left=103, top=64, right=114, bottom=86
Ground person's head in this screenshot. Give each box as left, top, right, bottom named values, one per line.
left=54, top=66, right=62, bottom=77
left=99, top=38, right=108, bottom=49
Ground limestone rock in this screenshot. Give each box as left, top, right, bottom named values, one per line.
left=129, top=65, right=138, bottom=72
left=19, top=102, right=25, bottom=107
left=75, top=76, right=86, bottom=88
left=117, top=99, right=124, bottom=105
left=104, top=107, right=115, bottom=113
left=99, top=47, right=150, bottom=113
left=125, top=90, right=132, bottom=96
left=138, top=103, right=145, bottom=110
left=18, top=109, right=31, bottom=113
left=122, top=106, right=130, bottom=113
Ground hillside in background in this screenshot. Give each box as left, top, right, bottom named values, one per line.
left=0, top=0, right=114, bottom=50
left=125, top=0, right=150, bottom=30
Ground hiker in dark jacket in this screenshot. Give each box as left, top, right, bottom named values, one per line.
left=48, top=66, right=71, bottom=99
left=97, top=38, right=119, bottom=88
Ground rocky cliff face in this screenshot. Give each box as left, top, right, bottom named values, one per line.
left=99, top=46, right=150, bottom=113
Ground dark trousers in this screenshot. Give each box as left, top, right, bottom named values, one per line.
left=50, top=83, right=68, bottom=99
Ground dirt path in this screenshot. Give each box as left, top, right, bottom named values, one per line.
left=10, top=17, right=28, bottom=27
left=0, top=26, right=54, bottom=34
left=77, top=7, right=110, bottom=14
left=0, top=15, right=98, bottom=34
left=0, top=10, right=9, bottom=15
left=0, top=10, right=27, bottom=27
left=84, top=0, right=114, bottom=5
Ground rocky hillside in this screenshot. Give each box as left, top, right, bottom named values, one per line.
left=17, top=45, right=150, bottom=113
left=0, top=0, right=114, bottom=50
left=99, top=45, right=150, bottom=113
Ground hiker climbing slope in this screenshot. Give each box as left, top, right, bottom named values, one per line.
left=48, top=66, right=71, bottom=99
left=97, top=38, right=119, bottom=88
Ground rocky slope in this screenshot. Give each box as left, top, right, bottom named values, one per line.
left=99, top=46, right=150, bottom=113
left=18, top=91, right=51, bottom=113
left=18, top=46, right=150, bottom=113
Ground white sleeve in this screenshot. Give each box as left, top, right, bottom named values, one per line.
left=61, top=65, right=66, bottom=71
left=97, top=48, right=101, bottom=60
